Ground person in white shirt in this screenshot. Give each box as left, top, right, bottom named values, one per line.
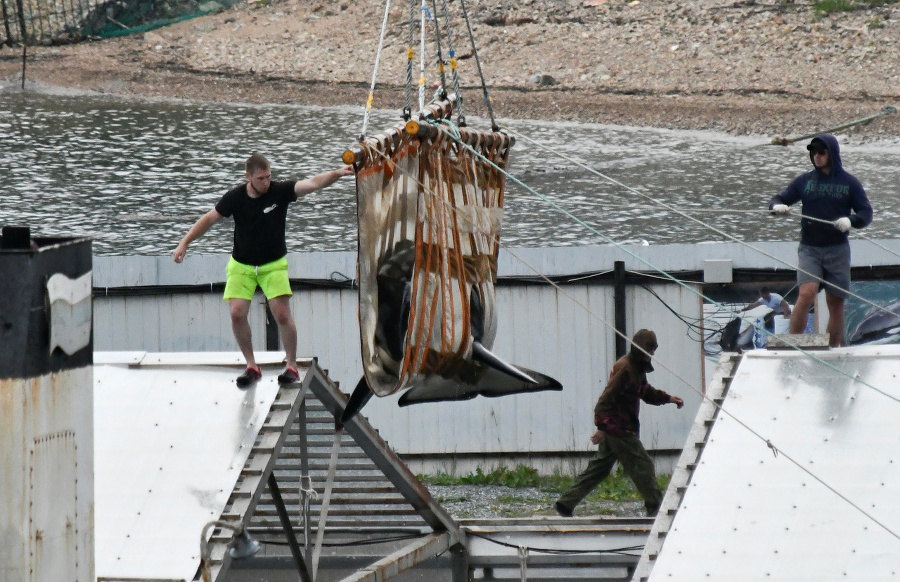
left=741, top=286, right=792, bottom=317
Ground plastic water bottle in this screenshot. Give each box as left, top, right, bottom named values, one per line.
left=753, top=317, right=767, bottom=349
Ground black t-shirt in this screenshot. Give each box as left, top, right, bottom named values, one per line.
left=215, top=180, right=297, bottom=266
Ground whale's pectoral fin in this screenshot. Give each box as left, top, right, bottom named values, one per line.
left=397, top=365, right=561, bottom=406
left=340, top=376, right=374, bottom=425
left=472, top=341, right=538, bottom=384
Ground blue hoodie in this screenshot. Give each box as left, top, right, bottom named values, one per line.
left=770, top=133, right=873, bottom=247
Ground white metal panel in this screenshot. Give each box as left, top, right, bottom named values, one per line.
left=291, top=288, right=360, bottom=390
left=494, top=240, right=900, bottom=276
left=630, top=283, right=704, bottom=450
left=93, top=356, right=286, bottom=581
left=646, top=347, right=900, bottom=580
left=94, top=292, right=263, bottom=352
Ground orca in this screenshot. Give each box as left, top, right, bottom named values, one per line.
left=341, top=242, right=560, bottom=422
left=848, top=298, right=900, bottom=345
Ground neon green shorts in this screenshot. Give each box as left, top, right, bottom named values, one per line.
left=223, top=256, right=292, bottom=301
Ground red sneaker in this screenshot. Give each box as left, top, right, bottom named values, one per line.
left=277, top=367, right=300, bottom=384
left=236, top=366, right=262, bottom=388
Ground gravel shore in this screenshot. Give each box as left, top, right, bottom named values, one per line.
left=428, top=484, right=645, bottom=519
left=1, top=0, right=898, bottom=139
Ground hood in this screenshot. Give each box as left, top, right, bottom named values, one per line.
left=807, top=133, right=844, bottom=174
left=628, top=329, right=658, bottom=370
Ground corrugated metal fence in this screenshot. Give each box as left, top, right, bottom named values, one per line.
left=91, top=246, right=725, bottom=473
left=89, top=240, right=900, bottom=474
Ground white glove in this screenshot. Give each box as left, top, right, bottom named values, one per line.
left=771, top=204, right=789, bottom=215
left=834, top=217, right=852, bottom=232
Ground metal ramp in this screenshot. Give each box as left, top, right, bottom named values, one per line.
left=246, top=393, right=437, bottom=534
left=198, top=358, right=461, bottom=582
left=634, top=346, right=900, bottom=581
left=94, top=352, right=459, bottom=582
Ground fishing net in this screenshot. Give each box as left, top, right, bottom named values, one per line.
left=1, top=0, right=238, bottom=46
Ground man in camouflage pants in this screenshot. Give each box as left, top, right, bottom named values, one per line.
left=555, top=329, right=683, bottom=518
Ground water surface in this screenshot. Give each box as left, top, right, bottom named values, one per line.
left=2, top=87, right=898, bottom=256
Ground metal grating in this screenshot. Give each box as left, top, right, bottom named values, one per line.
left=203, top=356, right=461, bottom=582
left=247, top=395, right=431, bottom=535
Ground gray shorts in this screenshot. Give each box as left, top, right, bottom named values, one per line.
left=797, top=243, right=851, bottom=299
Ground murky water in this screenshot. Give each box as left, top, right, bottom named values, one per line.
left=2, top=86, right=899, bottom=256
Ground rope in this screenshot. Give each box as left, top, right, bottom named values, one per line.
left=504, top=126, right=900, bottom=330
left=428, top=0, right=448, bottom=98
left=791, top=211, right=900, bottom=262
left=438, top=0, right=465, bottom=126
left=456, top=0, right=497, bottom=130
left=360, top=0, right=394, bottom=140
left=298, top=475, right=318, bottom=549
left=767, top=106, right=898, bottom=146
left=404, top=0, right=417, bottom=120
left=418, top=0, right=427, bottom=112
left=469, top=532, right=644, bottom=556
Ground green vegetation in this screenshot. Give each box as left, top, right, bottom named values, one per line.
left=422, top=465, right=543, bottom=488
left=813, top=0, right=897, bottom=16
left=420, top=464, right=671, bottom=502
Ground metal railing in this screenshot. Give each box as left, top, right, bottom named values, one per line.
left=0, top=0, right=106, bottom=45
left=0, top=0, right=234, bottom=46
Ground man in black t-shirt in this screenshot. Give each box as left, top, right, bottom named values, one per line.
left=173, top=153, right=352, bottom=387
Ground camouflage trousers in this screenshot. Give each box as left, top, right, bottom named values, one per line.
left=556, top=431, right=662, bottom=516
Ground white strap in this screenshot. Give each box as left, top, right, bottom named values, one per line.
left=299, top=475, right=317, bottom=549
left=518, top=545, right=529, bottom=582
left=311, top=426, right=343, bottom=580
left=361, top=0, right=394, bottom=138
left=418, top=0, right=427, bottom=111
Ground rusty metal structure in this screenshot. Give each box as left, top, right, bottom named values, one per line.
left=0, top=228, right=94, bottom=582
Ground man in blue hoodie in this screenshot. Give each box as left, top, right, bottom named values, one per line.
left=769, top=134, right=873, bottom=347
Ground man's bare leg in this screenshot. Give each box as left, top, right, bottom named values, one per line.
left=825, top=291, right=845, bottom=347
left=268, top=295, right=297, bottom=368
left=229, top=298, right=256, bottom=368
left=789, top=282, right=818, bottom=334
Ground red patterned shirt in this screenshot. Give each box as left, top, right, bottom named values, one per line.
left=593, top=355, right=673, bottom=436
